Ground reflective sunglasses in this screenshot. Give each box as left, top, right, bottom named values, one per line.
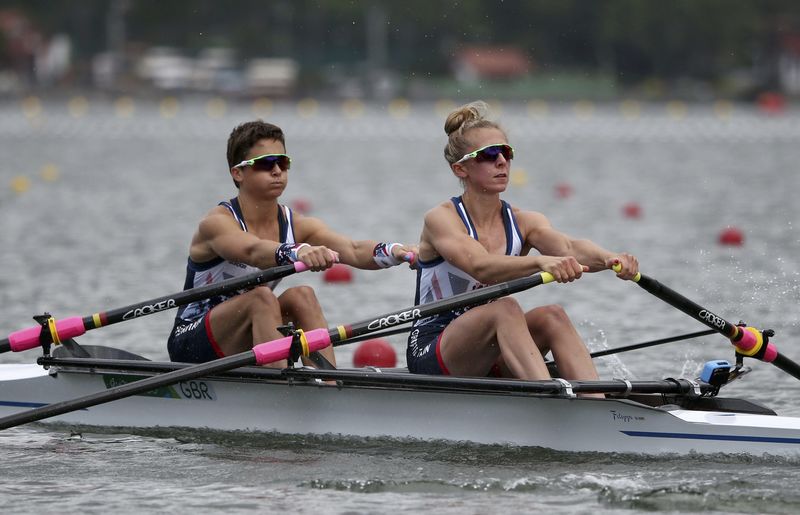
left=455, top=144, right=514, bottom=165
left=234, top=153, right=292, bottom=172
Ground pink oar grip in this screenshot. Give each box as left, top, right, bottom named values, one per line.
left=252, top=328, right=332, bottom=365
left=293, top=261, right=308, bottom=273
left=762, top=342, right=779, bottom=362
left=733, top=328, right=758, bottom=352
left=8, top=316, right=86, bottom=352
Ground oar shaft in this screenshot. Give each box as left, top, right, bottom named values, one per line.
left=631, top=272, right=800, bottom=382
left=328, top=273, right=553, bottom=345
left=586, top=330, right=717, bottom=359
left=1, top=263, right=305, bottom=354
left=635, top=275, right=738, bottom=337
left=0, top=352, right=258, bottom=430
left=0, top=271, right=555, bottom=430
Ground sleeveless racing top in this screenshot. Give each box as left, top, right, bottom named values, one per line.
left=412, top=196, right=523, bottom=327
left=173, top=198, right=296, bottom=324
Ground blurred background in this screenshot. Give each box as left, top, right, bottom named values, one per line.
left=1, top=0, right=800, bottom=104
left=3, top=0, right=800, bottom=374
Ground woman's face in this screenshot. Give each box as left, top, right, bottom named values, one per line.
left=453, top=127, right=512, bottom=194
left=231, top=138, right=289, bottom=197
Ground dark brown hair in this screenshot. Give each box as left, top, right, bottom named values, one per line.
left=226, top=120, right=286, bottom=188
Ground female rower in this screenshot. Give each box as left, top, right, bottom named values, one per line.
left=407, top=101, right=638, bottom=389
left=168, top=120, right=416, bottom=367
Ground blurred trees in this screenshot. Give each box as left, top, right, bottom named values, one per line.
left=2, top=0, right=800, bottom=94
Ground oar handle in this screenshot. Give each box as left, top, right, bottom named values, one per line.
left=0, top=262, right=308, bottom=355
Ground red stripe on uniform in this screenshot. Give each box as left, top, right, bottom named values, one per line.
left=434, top=332, right=451, bottom=375
left=204, top=313, right=225, bottom=358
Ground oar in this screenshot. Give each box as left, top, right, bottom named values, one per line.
left=545, top=329, right=717, bottom=365
left=0, top=262, right=308, bottom=354
left=616, top=265, right=800, bottom=380
left=0, top=271, right=555, bottom=430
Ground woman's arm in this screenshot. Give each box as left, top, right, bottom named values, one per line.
left=295, top=215, right=415, bottom=270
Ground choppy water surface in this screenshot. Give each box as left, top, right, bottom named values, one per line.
left=2, top=98, right=800, bottom=513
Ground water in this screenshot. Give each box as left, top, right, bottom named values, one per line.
left=2, top=98, right=800, bottom=513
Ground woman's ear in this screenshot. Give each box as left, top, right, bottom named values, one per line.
left=451, top=162, right=468, bottom=179
left=231, top=166, right=244, bottom=185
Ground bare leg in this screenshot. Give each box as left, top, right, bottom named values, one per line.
left=278, top=286, right=336, bottom=367
left=525, top=304, right=603, bottom=398
left=207, top=286, right=287, bottom=367
left=439, top=297, right=551, bottom=380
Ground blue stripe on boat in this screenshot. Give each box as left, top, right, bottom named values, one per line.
left=0, top=400, right=48, bottom=408
left=622, top=430, right=800, bottom=445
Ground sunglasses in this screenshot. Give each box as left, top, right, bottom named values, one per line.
left=455, top=144, right=514, bottom=165
left=234, top=153, right=292, bottom=172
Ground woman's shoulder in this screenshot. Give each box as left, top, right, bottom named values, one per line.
left=508, top=204, right=551, bottom=228
left=424, top=199, right=459, bottom=220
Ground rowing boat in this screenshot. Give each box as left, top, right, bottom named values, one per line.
left=2, top=267, right=800, bottom=456
left=2, top=343, right=799, bottom=456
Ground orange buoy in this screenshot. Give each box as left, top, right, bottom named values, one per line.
left=323, top=263, right=353, bottom=283
left=555, top=182, right=573, bottom=199
left=353, top=339, right=397, bottom=368
left=622, top=202, right=642, bottom=219
left=718, top=226, right=744, bottom=246
left=290, top=197, right=312, bottom=214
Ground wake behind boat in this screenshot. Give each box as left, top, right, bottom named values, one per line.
left=2, top=343, right=800, bottom=456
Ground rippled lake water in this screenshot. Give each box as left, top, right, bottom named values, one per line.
left=2, top=98, right=800, bottom=513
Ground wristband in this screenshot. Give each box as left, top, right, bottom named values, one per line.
left=373, top=242, right=403, bottom=268
left=276, top=243, right=310, bottom=265
left=289, top=243, right=310, bottom=263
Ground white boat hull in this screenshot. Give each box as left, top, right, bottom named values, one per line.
left=2, top=362, right=800, bottom=456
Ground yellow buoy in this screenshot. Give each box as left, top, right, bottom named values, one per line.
left=115, top=96, right=135, bottom=118
left=297, top=98, right=319, bottom=118
left=510, top=169, right=528, bottom=187
left=160, top=97, right=180, bottom=118
left=40, top=164, right=60, bottom=182
left=527, top=100, right=549, bottom=118
left=206, top=97, right=226, bottom=118
left=11, top=175, right=31, bottom=194
left=388, top=98, right=410, bottom=118
left=68, top=96, right=89, bottom=118
left=342, top=99, right=364, bottom=118
left=21, top=96, right=42, bottom=118
left=666, top=101, right=687, bottom=119
left=252, top=97, right=273, bottom=116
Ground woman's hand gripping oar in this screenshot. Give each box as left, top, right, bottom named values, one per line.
left=0, top=271, right=555, bottom=430
left=613, top=263, right=800, bottom=380
left=0, top=263, right=308, bottom=355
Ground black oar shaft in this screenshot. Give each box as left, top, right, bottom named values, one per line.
left=0, top=272, right=555, bottom=430
left=773, top=354, right=800, bottom=380
left=0, top=263, right=302, bottom=354
left=632, top=273, right=800, bottom=382
left=0, top=352, right=258, bottom=430
left=586, top=330, right=717, bottom=359
left=329, top=274, right=550, bottom=344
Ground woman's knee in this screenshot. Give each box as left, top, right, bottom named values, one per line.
left=489, top=297, right=526, bottom=322
left=244, top=287, right=281, bottom=313
left=526, top=304, right=572, bottom=330
left=281, top=285, right=320, bottom=306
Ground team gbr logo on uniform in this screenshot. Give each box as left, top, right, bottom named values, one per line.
left=698, top=309, right=726, bottom=330
left=367, top=308, right=421, bottom=331
left=123, top=299, right=177, bottom=320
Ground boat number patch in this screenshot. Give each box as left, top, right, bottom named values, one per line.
left=102, top=374, right=217, bottom=401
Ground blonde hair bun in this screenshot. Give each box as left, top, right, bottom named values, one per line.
left=444, top=101, right=489, bottom=136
